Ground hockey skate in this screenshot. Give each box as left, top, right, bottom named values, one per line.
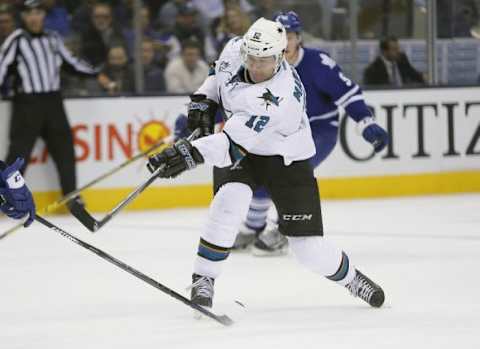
left=190, top=273, right=215, bottom=308
left=232, top=222, right=266, bottom=250
left=251, top=225, right=289, bottom=257
left=345, top=270, right=385, bottom=308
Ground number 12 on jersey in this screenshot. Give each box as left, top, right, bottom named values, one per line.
left=245, top=115, right=270, bottom=132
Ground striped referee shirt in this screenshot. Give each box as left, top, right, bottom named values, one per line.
left=0, top=28, right=99, bottom=95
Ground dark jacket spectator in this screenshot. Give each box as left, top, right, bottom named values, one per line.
left=113, top=0, right=135, bottom=28
left=142, top=39, right=166, bottom=92
left=43, top=0, right=70, bottom=37
left=173, top=3, right=205, bottom=52
left=87, top=45, right=134, bottom=95
left=437, top=0, right=479, bottom=38
left=80, top=2, right=125, bottom=66
left=71, top=0, right=97, bottom=33
left=364, top=36, right=425, bottom=86
left=103, top=45, right=134, bottom=94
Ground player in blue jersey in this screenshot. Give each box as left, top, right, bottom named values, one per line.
left=232, top=11, right=389, bottom=255
left=0, top=158, right=36, bottom=227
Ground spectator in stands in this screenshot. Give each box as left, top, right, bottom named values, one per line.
left=61, top=36, right=90, bottom=96
left=80, top=2, right=125, bottom=66
left=172, top=3, right=205, bottom=53
left=223, top=0, right=253, bottom=13
left=0, top=4, right=16, bottom=46
left=154, top=31, right=182, bottom=69
left=43, top=0, right=70, bottom=37
left=191, top=0, right=253, bottom=32
left=437, top=0, right=479, bottom=38
left=123, top=5, right=181, bottom=67
left=88, top=45, right=134, bottom=95
left=251, top=0, right=278, bottom=20
left=213, top=4, right=250, bottom=53
left=142, top=38, right=166, bottom=93
left=363, top=36, right=425, bottom=87
left=113, top=0, right=135, bottom=28
left=71, top=0, right=98, bottom=33
left=164, top=39, right=208, bottom=93
left=145, top=0, right=164, bottom=19
left=156, top=0, right=190, bottom=31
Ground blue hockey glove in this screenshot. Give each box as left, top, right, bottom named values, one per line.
left=0, top=158, right=36, bottom=227
left=147, top=138, right=204, bottom=178
left=358, top=117, right=389, bottom=153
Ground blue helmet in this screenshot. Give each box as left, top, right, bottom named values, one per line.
left=273, top=11, right=302, bottom=33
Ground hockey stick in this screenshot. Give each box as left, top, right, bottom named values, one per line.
left=69, top=128, right=202, bottom=233
left=0, top=138, right=169, bottom=241
left=34, top=215, right=233, bottom=326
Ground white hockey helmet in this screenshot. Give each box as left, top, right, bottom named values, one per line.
left=241, top=17, right=287, bottom=71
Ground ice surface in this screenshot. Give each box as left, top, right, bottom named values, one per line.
left=1, top=194, right=479, bottom=349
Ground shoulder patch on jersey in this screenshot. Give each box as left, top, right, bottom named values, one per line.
left=320, top=53, right=336, bottom=69
left=258, top=88, right=283, bottom=110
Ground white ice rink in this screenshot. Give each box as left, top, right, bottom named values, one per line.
left=1, top=194, right=479, bottom=349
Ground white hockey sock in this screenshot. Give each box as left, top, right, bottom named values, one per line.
left=193, top=182, right=252, bottom=279
left=288, top=236, right=356, bottom=286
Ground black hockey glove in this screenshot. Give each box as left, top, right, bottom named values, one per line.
left=147, top=138, right=204, bottom=178
left=187, top=94, right=218, bottom=137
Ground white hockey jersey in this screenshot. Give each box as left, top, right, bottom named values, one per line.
left=192, top=37, right=315, bottom=168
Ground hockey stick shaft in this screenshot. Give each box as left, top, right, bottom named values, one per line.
left=70, top=128, right=202, bottom=233
left=34, top=215, right=233, bottom=326
left=89, top=166, right=164, bottom=231
left=0, top=139, right=168, bottom=240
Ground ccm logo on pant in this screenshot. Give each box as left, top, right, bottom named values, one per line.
left=282, top=214, right=313, bottom=221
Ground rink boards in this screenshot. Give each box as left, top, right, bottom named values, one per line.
left=0, top=87, right=479, bottom=212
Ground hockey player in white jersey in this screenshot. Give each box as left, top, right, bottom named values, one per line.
left=147, top=18, right=385, bottom=309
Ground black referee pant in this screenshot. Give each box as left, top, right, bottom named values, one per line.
left=6, top=92, right=77, bottom=195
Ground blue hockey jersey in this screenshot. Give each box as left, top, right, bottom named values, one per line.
left=293, top=47, right=371, bottom=128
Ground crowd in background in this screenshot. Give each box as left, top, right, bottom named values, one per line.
left=0, top=0, right=479, bottom=96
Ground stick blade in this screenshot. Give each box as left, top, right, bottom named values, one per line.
left=68, top=200, right=99, bottom=232
left=216, top=314, right=234, bottom=326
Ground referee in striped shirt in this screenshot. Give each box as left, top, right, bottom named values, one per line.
left=0, top=0, right=113, bottom=209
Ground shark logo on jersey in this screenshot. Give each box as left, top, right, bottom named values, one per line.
left=225, top=72, right=242, bottom=91
left=219, top=61, right=230, bottom=73
left=258, top=88, right=283, bottom=110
